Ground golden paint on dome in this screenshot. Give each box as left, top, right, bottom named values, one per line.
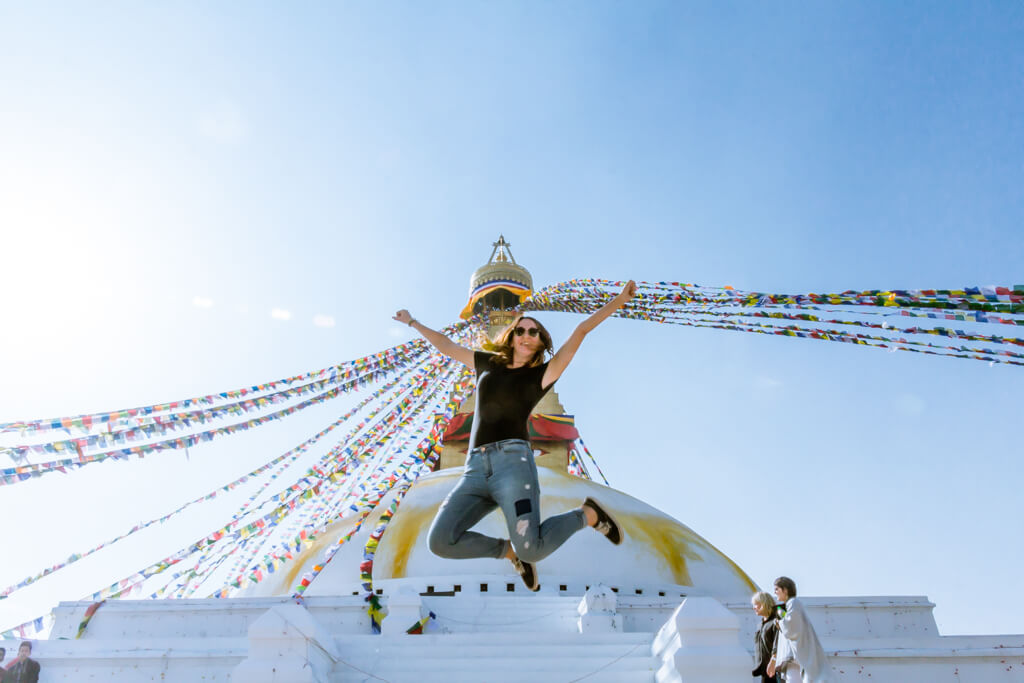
left=277, top=505, right=385, bottom=591
left=380, top=501, right=436, bottom=579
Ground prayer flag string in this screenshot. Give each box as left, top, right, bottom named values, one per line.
left=0, top=325, right=468, bottom=435
left=522, top=279, right=1024, bottom=367
left=0, top=341, right=448, bottom=486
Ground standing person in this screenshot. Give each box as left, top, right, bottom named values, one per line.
left=5, top=642, right=39, bottom=683
left=750, top=591, right=780, bottom=682
left=767, top=577, right=835, bottom=682
left=0, top=647, right=7, bottom=683
left=393, top=281, right=636, bottom=590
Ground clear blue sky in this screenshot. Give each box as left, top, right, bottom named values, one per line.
left=1, top=2, right=1022, bottom=636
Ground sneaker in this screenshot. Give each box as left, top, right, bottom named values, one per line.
left=511, top=556, right=539, bottom=592
left=584, top=497, right=623, bottom=545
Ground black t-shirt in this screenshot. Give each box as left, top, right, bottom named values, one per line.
left=469, top=351, right=554, bottom=450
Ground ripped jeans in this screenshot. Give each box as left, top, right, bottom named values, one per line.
left=427, top=439, right=587, bottom=564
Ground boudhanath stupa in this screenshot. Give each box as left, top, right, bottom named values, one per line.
left=7, top=238, right=1024, bottom=682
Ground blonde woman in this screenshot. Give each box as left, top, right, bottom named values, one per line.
left=751, top=591, right=780, bottom=682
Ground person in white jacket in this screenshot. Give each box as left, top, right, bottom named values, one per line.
left=766, top=576, right=835, bottom=682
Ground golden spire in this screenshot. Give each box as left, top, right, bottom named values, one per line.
left=460, top=236, right=534, bottom=320
left=488, top=235, right=516, bottom=265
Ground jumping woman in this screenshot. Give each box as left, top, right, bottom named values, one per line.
left=392, top=280, right=636, bottom=590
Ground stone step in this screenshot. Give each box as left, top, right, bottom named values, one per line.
left=333, top=654, right=657, bottom=673
left=332, top=655, right=657, bottom=679
left=332, top=633, right=658, bottom=678
left=336, top=632, right=653, bottom=647
left=333, top=670, right=654, bottom=683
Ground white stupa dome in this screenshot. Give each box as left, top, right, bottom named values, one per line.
left=246, top=466, right=757, bottom=600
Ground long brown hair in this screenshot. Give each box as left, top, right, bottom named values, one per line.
left=488, top=315, right=554, bottom=368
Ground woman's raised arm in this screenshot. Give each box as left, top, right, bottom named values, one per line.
left=393, top=309, right=476, bottom=368
left=541, top=280, right=636, bottom=389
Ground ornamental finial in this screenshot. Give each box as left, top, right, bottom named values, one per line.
left=488, top=235, right=516, bottom=265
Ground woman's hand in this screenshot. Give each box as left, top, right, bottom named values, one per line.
left=615, top=280, right=637, bottom=305
left=393, top=309, right=414, bottom=326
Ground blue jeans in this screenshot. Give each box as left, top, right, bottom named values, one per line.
left=427, top=439, right=587, bottom=563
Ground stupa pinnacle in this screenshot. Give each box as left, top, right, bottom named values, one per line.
left=460, top=235, right=534, bottom=322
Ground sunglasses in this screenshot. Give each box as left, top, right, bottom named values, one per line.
left=514, top=326, right=540, bottom=338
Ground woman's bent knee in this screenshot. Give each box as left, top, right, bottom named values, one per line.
left=427, top=523, right=457, bottom=558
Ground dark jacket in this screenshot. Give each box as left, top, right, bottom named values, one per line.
left=6, top=657, right=39, bottom=683
left=752, top=613, right=780, bottom=682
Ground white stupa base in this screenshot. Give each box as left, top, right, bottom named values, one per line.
left=7, top=580, right=1023, bottom=682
